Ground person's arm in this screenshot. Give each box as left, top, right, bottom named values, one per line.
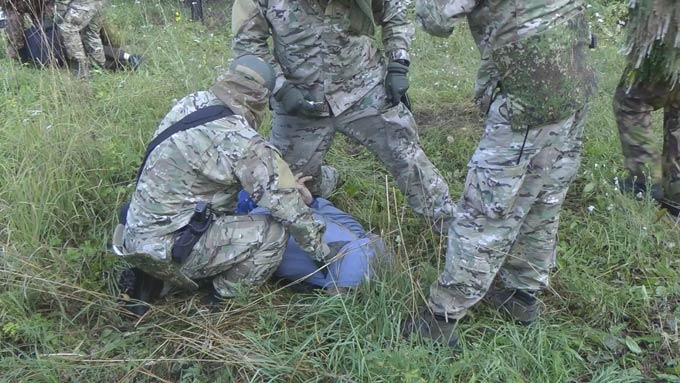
left=231, top=0, right=286, bottom=95
left=376, top=0, right=414, bottom=63
left=233, top=137, right=328, bottom=262
left=415, top=0, right=477, bottom=37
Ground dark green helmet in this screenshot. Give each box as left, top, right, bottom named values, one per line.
left=229, top=55, right=276, bottom=92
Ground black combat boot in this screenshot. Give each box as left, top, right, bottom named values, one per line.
left=618, top=176, right=664, bottom=202
left=126, top=54, right=144, bottom=71
left=402, top=308, right=460, bottom=348
left=486, top=284, right=539, bottom=325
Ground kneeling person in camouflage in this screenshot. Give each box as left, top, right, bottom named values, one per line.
left=113, top=56, right=329, bottom=308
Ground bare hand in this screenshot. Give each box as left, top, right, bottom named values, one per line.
left=295, top=173, right=314, bottom=205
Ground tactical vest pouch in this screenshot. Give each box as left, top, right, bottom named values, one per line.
left=492, top=13, right=594, bottom=130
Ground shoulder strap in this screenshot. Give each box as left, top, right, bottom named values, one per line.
left=136, top=104, right=234, bottom=181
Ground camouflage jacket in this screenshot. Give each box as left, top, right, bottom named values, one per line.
left=417, top=0, right=594, bottom=127
left=232, top=0, right=414, bottom=116
left=122, top=91, right=327, bottom=261
left=624, top=0, right=680, bottom=86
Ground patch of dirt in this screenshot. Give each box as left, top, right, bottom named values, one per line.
left=413, top=102, right=484, bottom=133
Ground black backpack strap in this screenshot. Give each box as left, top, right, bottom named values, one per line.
left=135, top=104, right=234, bottom=181
left=119, top=104, right=233, bottom=226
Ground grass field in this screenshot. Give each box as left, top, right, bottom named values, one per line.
left=0, top=0, right=678, bottom=381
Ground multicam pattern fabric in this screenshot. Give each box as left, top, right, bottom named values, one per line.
left=429, top=97, right=587, bottom=319
left=232, top=0, right=454, bottom=223
left=417, top=0, right=594, bottom=128
left=416, top=0, right=592, bottom=318
left=614, top=63, right=680, bottom=202
left=269, top=84, right=456, bottom=222
left=613, top=1, right=680, bottom=203
left=231, top=0, right=414, bottom=115
left=55, top=0, right=106, bottom=65
left=118, top=89, right=327, bottom=295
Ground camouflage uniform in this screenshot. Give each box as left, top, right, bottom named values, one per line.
left=1, top=0, right=54, bottom=58
left=116, top=77, right=328, bottom=298
left=231, top=0, right=456, bottom=222
left=613, top=0, right=680, bottom=202
left=55, top=0, right=106, bottom=66
left=417, top=0, right=593, bottom=319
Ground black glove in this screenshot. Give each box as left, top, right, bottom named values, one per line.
left=275, top=82, right=325, bottom=115
left=385, top=60, right=410, bottom=107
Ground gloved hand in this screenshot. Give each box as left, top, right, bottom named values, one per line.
left=275, top=82, right=325, bottom=115
left=385, top=60, right=410, bottom=107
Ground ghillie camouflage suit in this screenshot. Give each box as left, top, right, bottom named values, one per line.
left=1, top=0, right=54, bottom=58
left=54, top=0, right=106, bottom=69
left=231, top=0, right=455, bottom=228
left=613, top=0, right=680, bottom=203
left=416, top=0, right=594, bottom=319
left=114, top=63, right=328, bottom=298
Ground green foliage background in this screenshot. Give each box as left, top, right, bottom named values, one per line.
left=0, top=0, right=678, bottom=381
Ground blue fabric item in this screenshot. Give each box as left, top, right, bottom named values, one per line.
left=236, top=189, right=258, bottom=214
left=242, top=194, right=386, bottom=288
left=18, top=24, right=65, bottom=67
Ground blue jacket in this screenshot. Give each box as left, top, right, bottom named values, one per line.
left=237, top=191, right=387, bottom=288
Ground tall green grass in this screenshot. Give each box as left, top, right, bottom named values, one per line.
left=0, top=0, right=678, bottom=381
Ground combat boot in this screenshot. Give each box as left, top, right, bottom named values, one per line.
left=402, top=308, right=459, bottom=348
left=486, top=284, right=539, bottom=325
left=318, top=165, right=340, bottom=198
left=618, top=176, right=664, bottom=202
left=126, top=55, right=144, bottom=71
left=73, top=60, right=91, bottom=79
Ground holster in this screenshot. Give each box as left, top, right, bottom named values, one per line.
left=171, top=201, right=213, bottom=264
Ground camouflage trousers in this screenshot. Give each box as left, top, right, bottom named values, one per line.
left=270, top=84, right=455, bottom=222
left=55, top=0, right=106, bottom=65
left=613, top=69, right=680, bottom=201
left=429, top=95, right=586, bottom=319
left=127, top=215, right=288, bottom=298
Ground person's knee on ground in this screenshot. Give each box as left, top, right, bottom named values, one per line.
left=211, top=221, right=288, bottom=298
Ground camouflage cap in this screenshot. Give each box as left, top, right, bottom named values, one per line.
left=229, top=55, right=276, bottom=92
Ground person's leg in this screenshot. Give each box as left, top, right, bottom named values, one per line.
left=81, top=6, right=105, bottom=66
left=490, top=108, right=586, bottom=323
left=179, top=215, right=288, bottom=297
left=336, top=85, right=455, bottom=224
left=613, top=70, right=667, bottom=190
left=427, top=96, right=569, bottom=321
left=270, top=104, right=336, bottom=196
left=662, top=98, right=680, bottom=206
left=55, top=0, right=103, bottom=76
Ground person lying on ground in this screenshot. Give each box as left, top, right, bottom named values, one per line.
left=236, top=190, right=390, bottom=296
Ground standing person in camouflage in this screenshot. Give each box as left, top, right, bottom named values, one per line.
left=613, top=0, right=680, bottom=215
left=112, top=55, right=329, bottom=304
left=54, top=0, right=106, bottom=78
left=231, top=0, right=455, bottom=230
left=403, top=0, right=594, bottom=347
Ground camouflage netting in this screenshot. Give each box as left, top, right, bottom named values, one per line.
left=624, top=0, right=680, bottom=85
